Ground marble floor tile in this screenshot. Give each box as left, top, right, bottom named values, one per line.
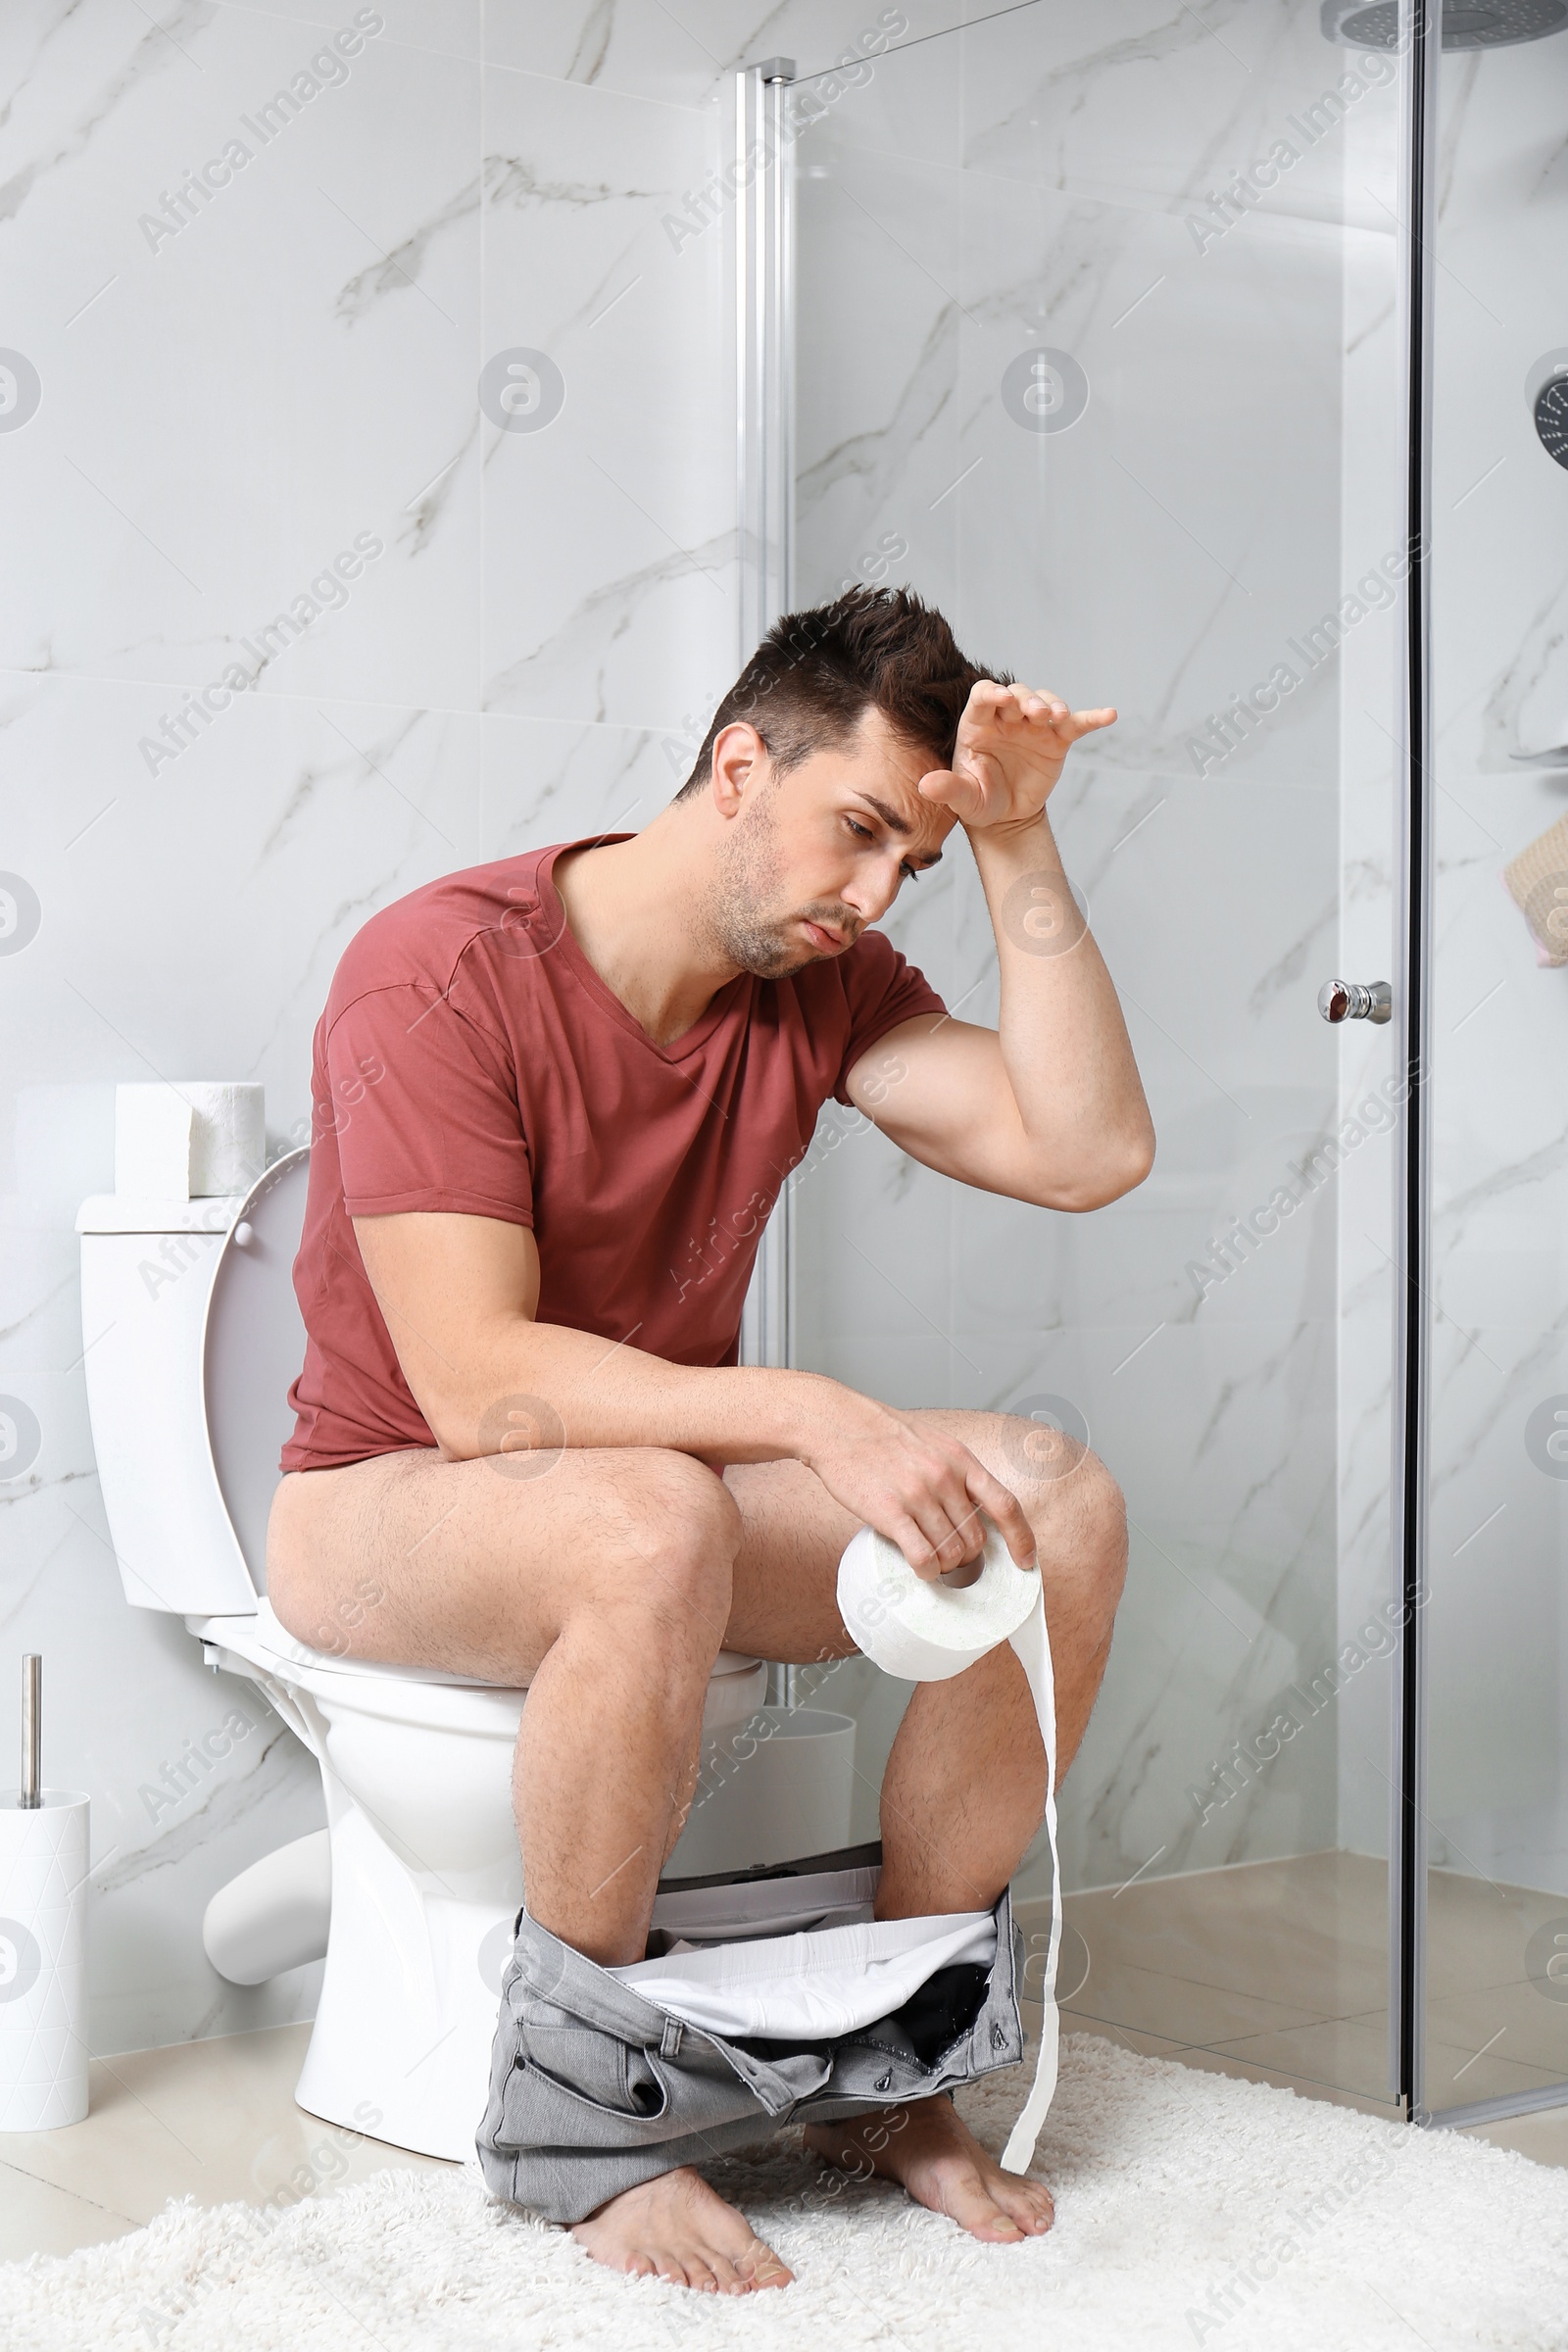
left=1168, top=2041, right=1402, bottom=2122
left=1057, top=1953, right=1330, bottom=2053
left=0, top=2025, right=450, bottom=2231
left=1057, top=2015, right=1191, bottom=2066
left=0, top=2161, right=139, bottom=2263
left=1059, top=1853, right=1391, bottom=2024
left=1422, top=1869, right=1568, bottom=1999
left=1211, top=2013, right=1560, bottom=2112
left=1421, top=1979, right=1568, bottom=2085
left=1461, top=2106, right=1568, bottom=2168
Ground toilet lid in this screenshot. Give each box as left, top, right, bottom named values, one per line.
left=202, top=1149, right=313, bottom=1597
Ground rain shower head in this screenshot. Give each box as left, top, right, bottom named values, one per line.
left=1322, top=0, right=1567, bottom=44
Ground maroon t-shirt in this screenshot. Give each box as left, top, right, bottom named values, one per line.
left=280, top=837, right=946, bottom=1471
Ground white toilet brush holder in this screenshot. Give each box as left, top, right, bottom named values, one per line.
left=1, top=1654, right=89, bottom=2130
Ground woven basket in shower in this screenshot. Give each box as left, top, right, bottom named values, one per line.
left=1504, top=811, right=1568, bottom=967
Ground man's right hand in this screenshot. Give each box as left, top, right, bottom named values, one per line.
left=790, top=1382, right=1037, bottom=1582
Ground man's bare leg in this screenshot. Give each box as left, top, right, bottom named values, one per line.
left=722, top=1409, right=1123, bottom=2245
left=269, top=1441, right=795, bottom=2291
left=270, top=1443, right=741, bottom=1963
left=266, top=1409, right=1123, bottom=2284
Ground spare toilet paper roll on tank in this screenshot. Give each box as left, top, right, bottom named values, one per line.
left=837, top=1523, right=1061, bottom=2177
left=115, top=1082, right=265, bottom=1199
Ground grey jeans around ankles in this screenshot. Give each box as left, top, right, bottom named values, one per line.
left=474, top=1877, right=1027, bottom=2227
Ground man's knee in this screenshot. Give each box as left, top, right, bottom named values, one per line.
left=1065, top=1449, right=1128, bottom=1623
left=599, top=1448, right=743, bottom=1639
left=982, top=1413, right=1126, bottom=1624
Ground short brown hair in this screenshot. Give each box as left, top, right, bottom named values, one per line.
left=673, top=586, right=1006, bottom=800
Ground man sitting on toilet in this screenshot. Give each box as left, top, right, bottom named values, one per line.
left=268, top=586, right=1153, bottom=2292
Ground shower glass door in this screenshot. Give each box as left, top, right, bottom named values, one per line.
left=1419, top=18, right=1568, bottom=2128
left=772, top=2, right=1413, bottom=2108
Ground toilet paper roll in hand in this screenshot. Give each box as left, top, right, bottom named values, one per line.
left=115, top=1082, right=265, bottom=1199
left=837, top=1524, right=1061, bottom=2178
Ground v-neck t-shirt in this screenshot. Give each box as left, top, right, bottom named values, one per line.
left=280, top=836, right=947, bottom=1472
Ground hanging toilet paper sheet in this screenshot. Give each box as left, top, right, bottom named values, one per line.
left=836, top=1523, right=1061, bottom=2178
left=115, top=1082, right=265, bottom=1199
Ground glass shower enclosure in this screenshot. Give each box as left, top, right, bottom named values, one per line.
left=737, top=1, right=1568, bottom=2133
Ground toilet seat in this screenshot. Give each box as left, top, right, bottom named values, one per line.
left=197, top=1598, right=510, bottom=1688
left=192, top=1598, right=763, bottom=1715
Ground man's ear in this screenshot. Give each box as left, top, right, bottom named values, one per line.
left=709, top=721, right=766, bottom=816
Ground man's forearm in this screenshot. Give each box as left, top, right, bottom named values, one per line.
left=967, top=809, right=1153, bottom=1201
left=431, top=1314, right=830, bottom=1469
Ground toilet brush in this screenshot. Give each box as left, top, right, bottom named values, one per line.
left=21, top=1651, right=40, bottom=1806
left=1, top=1653, right=91, bottom=2127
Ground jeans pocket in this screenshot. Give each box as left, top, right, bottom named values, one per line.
left=519, top=2017, right=669, bottom=2125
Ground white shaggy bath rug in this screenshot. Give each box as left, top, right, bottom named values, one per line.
left=4, top=2036, right=1566, bottom=2352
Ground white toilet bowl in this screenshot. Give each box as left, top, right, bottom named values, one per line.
left=195, top=1599, right=764, bottom=2157
left=75, top=1150, right=824, bottom=2163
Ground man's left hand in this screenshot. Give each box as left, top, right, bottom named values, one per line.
left=917, top=679, right=1117, bottom=834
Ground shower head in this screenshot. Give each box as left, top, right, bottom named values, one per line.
left=1322, top=0, right=1567, bottom=44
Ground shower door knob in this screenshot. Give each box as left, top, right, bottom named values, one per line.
left=1317, top=978, right=1392, bottom=1025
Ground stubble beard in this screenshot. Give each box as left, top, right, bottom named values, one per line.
left=697, top=791, right=854, bottom=978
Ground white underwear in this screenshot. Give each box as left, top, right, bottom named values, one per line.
left=614, top=1908, right=997, bottom=2041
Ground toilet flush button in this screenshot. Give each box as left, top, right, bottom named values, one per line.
left=232, top=1221, right=254, bottom=1248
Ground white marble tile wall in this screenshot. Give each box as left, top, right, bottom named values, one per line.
left=0, top=0, right=735, bottom=2053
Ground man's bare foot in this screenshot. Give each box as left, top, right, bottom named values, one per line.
left=569, top=2165, right=794, bottom=2292
left=804, top=2092, right=1054, bottom=2243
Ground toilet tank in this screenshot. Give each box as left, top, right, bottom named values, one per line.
left=75, top=1151, right=310, bottom=1616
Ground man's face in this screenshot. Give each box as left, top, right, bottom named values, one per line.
left=703, top=708, right=955, bottom=978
